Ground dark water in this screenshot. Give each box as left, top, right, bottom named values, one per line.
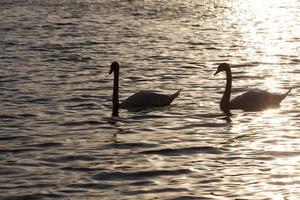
left=1, top=0, right=300, bottom=199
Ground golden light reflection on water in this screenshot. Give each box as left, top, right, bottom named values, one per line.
left=3, top=0, right=300, bottom=199
left=256, top=109, right=288, bottom=125
left=229, top=0, right=299, bottom=64
left=263, top=77, right=281, bottom=92
left=264, top=192, right=285, bottom=200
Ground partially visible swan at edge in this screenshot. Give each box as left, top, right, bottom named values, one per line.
left=214, top=63, right=291, bottom=115
left=109, top=61, right=181, bottom=116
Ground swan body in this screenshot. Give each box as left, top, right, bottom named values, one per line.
left=109, top=62, right=180, bottom=116
left=214, top=63, right=291, bottom=115
left=120, top=90, right=181, bottom=109
left=230, top=89, right=291, bottom=111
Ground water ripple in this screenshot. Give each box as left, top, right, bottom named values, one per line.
left=93, top=169, right=192, bottom=181
left=1, top=0, right=300, bottom=199
left=140, top=146, right=222, bottom=156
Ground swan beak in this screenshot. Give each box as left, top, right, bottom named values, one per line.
left=109, top=68, right=113, bottom=74
left=214, top=69, right=221, bottom=76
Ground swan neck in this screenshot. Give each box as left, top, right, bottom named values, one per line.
left=221, top=69, right=232, bottom=115
left=112, top=68, right=119, bottom=116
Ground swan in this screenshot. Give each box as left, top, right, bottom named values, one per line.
left=214, top=63, right=291, bottom=115
left=109, top=61, right=181, bottom=116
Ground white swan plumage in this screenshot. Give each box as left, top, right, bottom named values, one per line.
left=214, top=63, right=291, bottom=115
left=109, top=62, right=181, bottom=116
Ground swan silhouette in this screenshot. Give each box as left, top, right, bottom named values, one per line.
left=109, top=61, right=181, bottom=116
left=214, top=63, right=291, bottom=115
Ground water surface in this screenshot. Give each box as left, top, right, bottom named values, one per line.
left=1, top=0, right=300, bottom=199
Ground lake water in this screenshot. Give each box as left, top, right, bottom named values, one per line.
left=1, top=0, right=300, bottom=199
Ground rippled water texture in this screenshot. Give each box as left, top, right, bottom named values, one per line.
left=1, top=0, right=300, bottom=199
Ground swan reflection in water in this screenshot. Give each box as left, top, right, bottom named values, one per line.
left=214, top=63, right=291, bottom=116
left=109, top=62, right=181, bottom=116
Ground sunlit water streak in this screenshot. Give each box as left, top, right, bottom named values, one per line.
left=1, top=0, right=300, bottom=199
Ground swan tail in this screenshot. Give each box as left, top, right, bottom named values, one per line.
left=283, top=88, right=292, bottom=97
left=168, top=89, right=181, bottom=104
left=279, top=88, right=292, bottom=102
left=286, top=88, right=292, bottom=95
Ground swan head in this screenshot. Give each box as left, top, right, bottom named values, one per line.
left=214, top=63, right=230, bottom=75
left=109, top=61, right=119, bottom=74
